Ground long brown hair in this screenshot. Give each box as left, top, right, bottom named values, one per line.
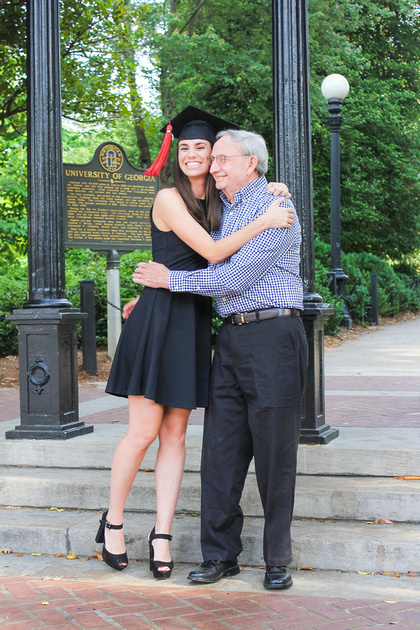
left=172, top=150, right=222, bottom=232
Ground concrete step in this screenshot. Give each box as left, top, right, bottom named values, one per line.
left=2, top=422, right=420, bottom=477
left=2, top=467, right=420, bottom=523
left=1, top=507, right=419, bottom=574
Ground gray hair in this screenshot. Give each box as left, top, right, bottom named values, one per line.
left=216, top=129, right=268, bottom=175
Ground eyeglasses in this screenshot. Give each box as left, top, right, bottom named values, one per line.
left=207, top=154, right=249, bottom=166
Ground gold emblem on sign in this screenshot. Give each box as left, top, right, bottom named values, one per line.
left=99, top=144, right=123, bottom=172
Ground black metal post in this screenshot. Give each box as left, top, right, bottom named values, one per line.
left=325, top=98, right=352, bottom=329
left=5, top=0, right=92, bottom=439
left=370, top=273, right=379, bottom=325
left=25, top=0, right=70, bottom=309
left=80, top=279, right=97, bottom=375
left=272, top=0, right=338, bottom=444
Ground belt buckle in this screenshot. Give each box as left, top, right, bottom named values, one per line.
left=239, top=313, right=245, bottom=325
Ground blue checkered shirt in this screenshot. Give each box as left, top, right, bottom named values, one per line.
left=169, top=175, right=303, bottom=317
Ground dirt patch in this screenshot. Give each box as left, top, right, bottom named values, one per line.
left=0, top=312, right=417, bottom=388
left=0, top=348, right=113, bottom=389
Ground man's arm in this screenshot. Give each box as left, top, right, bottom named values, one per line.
left=134, top=205, right=300, bottom=296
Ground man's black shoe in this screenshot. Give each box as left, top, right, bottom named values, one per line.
left=187, top=560, right=240, bottom=583
left=263, top=566, right=293, bottom=590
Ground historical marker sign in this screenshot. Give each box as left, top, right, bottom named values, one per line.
left=63, top=142, right=158, bottom=251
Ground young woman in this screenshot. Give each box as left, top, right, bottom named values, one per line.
left=97, top=107, right=293, bottom=578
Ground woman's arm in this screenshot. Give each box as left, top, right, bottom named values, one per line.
left=153, top=188, right=294, bottom=265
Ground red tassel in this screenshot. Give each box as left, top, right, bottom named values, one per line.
left=144, top=122, right=173, bottom=177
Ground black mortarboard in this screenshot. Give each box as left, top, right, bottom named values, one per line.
left=162, top=105, right=239, bottom=144
left=145, top=106, right=239, bottom=177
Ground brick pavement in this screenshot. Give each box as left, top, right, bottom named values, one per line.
left=2, top=373, right=420, bottom=428
left=1, top=574, right=420, bottom=629
left=1, top=317, right=419, bottom=628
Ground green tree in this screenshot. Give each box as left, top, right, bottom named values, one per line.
left=1, top=0, right=158, bottom=259
left=143, top=0, right=274, bottom=172
left=0, top=128, right=27, bottom=262
left=309, top=0, right=420, bottom=258
left=0, top=0, right=27, bottom=132
left=1, top=0, right=419, bottom=263
left=0, top=0, right=154, bottom=163
left=143, top=0, right=420, bottom=260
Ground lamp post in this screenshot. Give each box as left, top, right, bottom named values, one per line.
left=321, top=73, right=352, bottom=329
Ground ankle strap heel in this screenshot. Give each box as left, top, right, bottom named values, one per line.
left=95, top=510, right=128, bottom=572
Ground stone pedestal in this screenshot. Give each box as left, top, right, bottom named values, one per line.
left=5, top=309, right=93, bottom=440
left=300, top=302, right=339, bottom=444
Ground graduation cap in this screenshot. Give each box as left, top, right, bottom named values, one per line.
left=145, top=106, right=239, bottom=177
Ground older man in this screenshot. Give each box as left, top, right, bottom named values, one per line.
left=134, top=129, right=308, bottom=590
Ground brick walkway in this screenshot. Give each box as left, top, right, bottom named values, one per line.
left=2, top=373, right=420, bottom=429
left=1, top=317, right=419, bottom=628
left=1, top=575, right=420, bottom=629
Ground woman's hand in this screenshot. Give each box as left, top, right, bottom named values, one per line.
left=122, top=297, right=139, bottom=320
left=263, top=198, right=295, bottom=229
left=267, top=182, right=291, bottom=199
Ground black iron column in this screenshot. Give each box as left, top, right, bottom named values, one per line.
left=6, top=0, right=93, bottom=439
left=272, top=0, right=339, bottom=443
left=25, top=0, right=70, bottom=309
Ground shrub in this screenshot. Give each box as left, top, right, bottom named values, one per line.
left=65, top=248, right=152, bottom=346
left=0, top=259, right=28, bottom=355
left=314, top=239, right=420, bottom=330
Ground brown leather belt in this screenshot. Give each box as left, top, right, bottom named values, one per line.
left=224, top=308, right=301, bottom=326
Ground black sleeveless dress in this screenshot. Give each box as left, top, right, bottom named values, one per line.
left=105, top=207, right=212, bottom=409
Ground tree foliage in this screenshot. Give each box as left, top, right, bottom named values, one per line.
left=309, top=0, right=420, bottom=258
left=143, top=0, right=420, bottom=258
left=0, top=0, right=419, bottom=264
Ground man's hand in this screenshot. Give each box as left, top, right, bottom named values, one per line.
left=133, top=260, right=170, bottom=289
left=122, top=297, right=139, bottom=320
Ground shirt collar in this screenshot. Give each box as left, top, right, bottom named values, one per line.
left=220, top=175, right=268, bottom=206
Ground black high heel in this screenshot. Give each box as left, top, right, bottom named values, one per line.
left=95, top=510, right=128, bottom=571
left=148, top=526, right=174, bottom=579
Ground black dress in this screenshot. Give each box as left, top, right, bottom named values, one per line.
left=105, top=207, right=212, bottom=409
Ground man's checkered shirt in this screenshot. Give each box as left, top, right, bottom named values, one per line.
left=169, top=175, right=303, bottom=317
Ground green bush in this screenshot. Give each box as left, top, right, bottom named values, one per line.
left=0, top=249, right=155, bottom=354
left=65, top=248, right=152, bottom=346
left=344, top=251, right=420, bottom=319
left=0, top=259, right=28, bottom=356
left=314, top=256, right=344, bottom=334
left=1, top=241, right=419, bottom=354
left=342, top=254, right=372, bottom=322
left=314, top=239, right=420, bottom=330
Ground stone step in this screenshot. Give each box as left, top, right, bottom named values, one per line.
left=0, top=507, right=419, bottom=574
left=2, top=422, right=420, bottom=477
left=2, top=467, right=420, bottom=523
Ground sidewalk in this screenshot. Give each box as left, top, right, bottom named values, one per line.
left=1, top=554, right=419, bottom=629
left=1, top=315, right=419, bottom=628
left=1, top=315, right=419, bottom=429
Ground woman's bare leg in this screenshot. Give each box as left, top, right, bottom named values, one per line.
left=151, top=406, right=191, bottom=571
left=105, top=395, right=165, bottom=555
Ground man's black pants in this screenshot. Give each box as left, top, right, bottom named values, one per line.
left=200, top=315, right=308, bottom=567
